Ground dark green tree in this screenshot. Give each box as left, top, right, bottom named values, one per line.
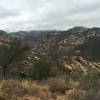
left=0, top=38, right=29, bottom=77
left=32, top=59, right=51, bottom=81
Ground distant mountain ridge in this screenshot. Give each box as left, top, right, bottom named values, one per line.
left=9, top=26, right=100, bottom=59
left=10, top=26, right=100, bottom=41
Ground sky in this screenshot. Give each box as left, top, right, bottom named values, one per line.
left=0, top=0, right=100, bottom=32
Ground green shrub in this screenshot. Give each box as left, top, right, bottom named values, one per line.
left=32, top=59, right=51, bottom=81
left=79, top=69, right=100, bottom=91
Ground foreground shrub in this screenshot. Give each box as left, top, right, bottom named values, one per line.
left=79, top=69, right=100, bottom=91
left=32, top=59, right=51, bottom=81
left=46, top=78, right=67, bottom=94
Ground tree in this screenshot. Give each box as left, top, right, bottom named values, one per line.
left=0, top=38, right=30, bottom=77
left=32, top=59, right=51, bottom=81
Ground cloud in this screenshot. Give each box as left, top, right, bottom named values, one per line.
left=0, top=0, right=100, bottom=31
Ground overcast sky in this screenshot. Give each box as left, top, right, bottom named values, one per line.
left=0, top=0, right=100, bottom=32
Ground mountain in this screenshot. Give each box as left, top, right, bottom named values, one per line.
left=1, top=26, right=100, bottom=75
left=11, top=26, right=88, bottom=40
left=10, top=26, right=100, bottom=58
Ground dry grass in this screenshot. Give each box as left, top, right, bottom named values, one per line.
left=0, top=70, right=100, bottom=100
left=0, top=79, right=52, bottom=100
left=46, top=78, right=67, bottom=94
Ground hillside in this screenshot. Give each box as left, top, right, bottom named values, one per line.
left=8, top=26, right=100, bottom=74
left=0, top=27, right=100, bottom=100
left=0, top=27, right=100, bottom=73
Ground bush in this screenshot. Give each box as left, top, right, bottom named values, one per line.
left=79, top=69, right=100, bottom=91
left=32, top=59, right=51, bottom=81
left=47, top=78, right=66, bottom=94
